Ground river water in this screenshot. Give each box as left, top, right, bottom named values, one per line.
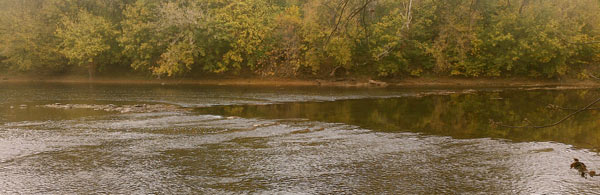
left=1, top=82, right=599, bottom=194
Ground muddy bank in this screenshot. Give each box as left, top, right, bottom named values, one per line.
left=1, top=74, right=600, bottom=88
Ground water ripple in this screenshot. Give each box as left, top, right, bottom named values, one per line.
left=1, top=111, right=599, bottom=194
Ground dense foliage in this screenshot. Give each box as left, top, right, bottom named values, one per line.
left=1, top=0, right=600, bottom=79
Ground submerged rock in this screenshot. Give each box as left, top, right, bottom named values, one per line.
left=39, top=103, right=186, bottom=113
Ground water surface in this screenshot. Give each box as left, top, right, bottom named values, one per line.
left=1, top=82, right=599, bottom=194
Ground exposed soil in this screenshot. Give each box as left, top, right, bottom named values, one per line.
left=1, top=74, right=600, bottom=88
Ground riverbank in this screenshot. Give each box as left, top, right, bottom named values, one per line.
left=1, top=74, right=599, bottom=88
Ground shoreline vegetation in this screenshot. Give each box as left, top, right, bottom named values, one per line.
left=1, top=1, right=600, bottom=82
left=1, top=75, right=599, bottom=88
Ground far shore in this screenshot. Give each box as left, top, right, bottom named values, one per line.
left=1, top=75, right=599, bottom=88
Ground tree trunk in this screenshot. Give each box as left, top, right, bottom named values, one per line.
left=519, top=0, right=529, bottom=14
left=88, top=63, right=96, bottom=81
left=405, top=0, right=413, bottom=30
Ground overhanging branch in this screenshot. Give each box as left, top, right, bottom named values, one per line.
left=491, top=96, right=600, bottom=128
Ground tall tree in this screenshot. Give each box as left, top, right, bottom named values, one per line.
left=120, top=0, right=206, bottom=77
left=202, top=0, right=278, bottom=74
left=56, top=10, right=118, bottom=79
left=0, top=0, right=68, bottom=74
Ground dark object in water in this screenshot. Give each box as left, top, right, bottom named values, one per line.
left=571, top=158, right=588, bottom=178
left=590, top=171, right=597, bottom=177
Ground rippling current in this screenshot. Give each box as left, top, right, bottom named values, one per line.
left=1, top=82, right=600, bottom=194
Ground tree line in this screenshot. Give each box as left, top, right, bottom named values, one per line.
left=1, top=0, right=600, bottom=79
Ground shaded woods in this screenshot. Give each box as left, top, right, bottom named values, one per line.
left=1, top=0, right=600, bottom=79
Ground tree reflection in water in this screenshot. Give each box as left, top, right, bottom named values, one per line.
left=197, top=89, right=600, bottom=151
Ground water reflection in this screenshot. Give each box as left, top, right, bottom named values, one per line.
left=197, top=89, right=600, bottom=151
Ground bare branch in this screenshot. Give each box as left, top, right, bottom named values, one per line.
left=373, top=0, right=414, bottom=61
left=518, top=0, right=529, bottom=14
left=342, top=0, right=375, bottom=31
left=326, top=0, right=376, bottom=44
left=587, top=73, right=600, bottom=80
left=558, top=35, right=600, bottom=45
left=405, top=0, right=413, bottom=30
left=566, top=40, right=600, bottom=45
left=326, top=0, right=350, bottom=43
left=546, top=104, right=600, bottom=111
left=492, top=96, right=600, bottom=128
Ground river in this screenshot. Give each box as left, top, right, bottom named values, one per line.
left=1, top=82, right=599, bottom=194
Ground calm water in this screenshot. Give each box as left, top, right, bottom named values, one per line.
left=1, top=82, right=600, bottom=194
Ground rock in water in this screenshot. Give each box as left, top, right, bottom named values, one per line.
left=368, top=79, right=388, bottom=87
